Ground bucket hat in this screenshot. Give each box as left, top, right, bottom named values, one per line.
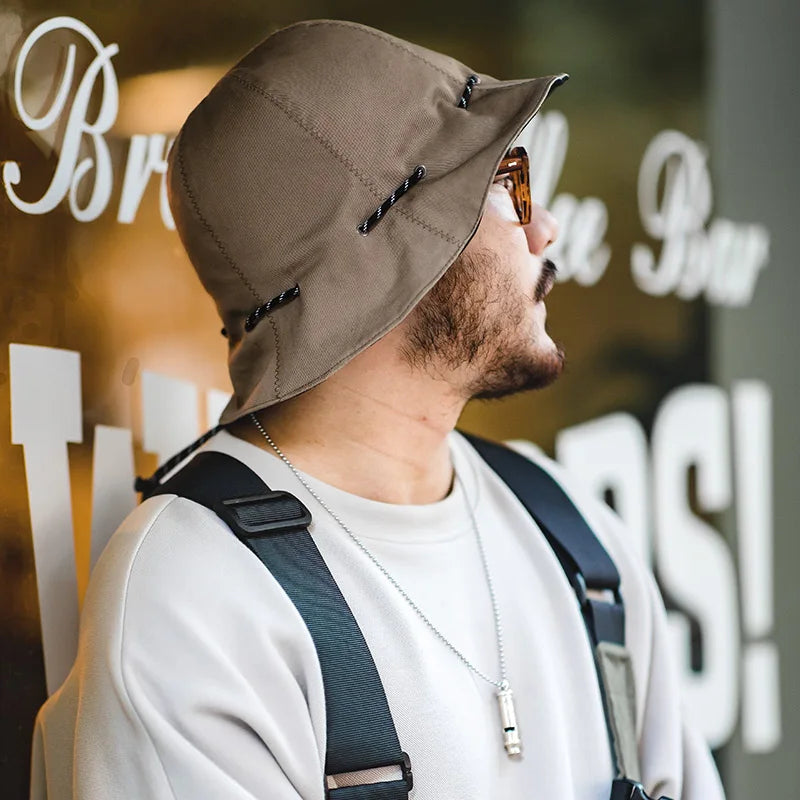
left=166, top=18, right=567, bottom=424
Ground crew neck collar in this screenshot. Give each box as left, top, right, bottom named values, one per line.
left=200, top=428, right=481, bottom=544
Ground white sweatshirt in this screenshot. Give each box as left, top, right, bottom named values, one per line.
left=30, top=429, right=726, bottom=800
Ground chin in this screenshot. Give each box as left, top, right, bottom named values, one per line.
left=467, top=337, right=565, bottom=401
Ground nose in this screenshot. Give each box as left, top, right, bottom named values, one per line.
left=523, top=202, right=559, bottom=256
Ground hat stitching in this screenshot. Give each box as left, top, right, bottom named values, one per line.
left=278, top=20, right=460, bottom=85
left=231, top=72, right=459, bottom=246
left=176, top=135, right=262, bottom=302
left=266, top=314, right=282, bottom=398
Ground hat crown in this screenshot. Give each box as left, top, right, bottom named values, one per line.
left=166, top=19, right=566, bottom=423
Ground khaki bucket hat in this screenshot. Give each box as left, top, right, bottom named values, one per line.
left=166, top=18, right=567, bottom=425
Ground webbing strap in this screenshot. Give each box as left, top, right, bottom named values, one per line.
left=459, top=430, right=638, bottom=779
left=150, top=451, right=410, bottom=799
left=596, top=642, right=641, bottom=782
left=329, top=780, right=411, bottom=800
left=142, top=432, right=641, bottom=790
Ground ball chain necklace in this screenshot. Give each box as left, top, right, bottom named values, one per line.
left=249, top=413, right=522, bottom=756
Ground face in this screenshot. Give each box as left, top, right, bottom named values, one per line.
left=399, top=172, right=564, bottom=401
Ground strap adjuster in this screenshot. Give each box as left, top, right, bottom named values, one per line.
left=572, top=572, right=622, bottom=608
left=325, top=752, right=413, bottom=799
left=218, top=490, right=312, bottom=536
left=571, top=572, right=625, bottom=646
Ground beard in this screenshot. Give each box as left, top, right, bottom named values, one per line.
left=398, top=244, right=565, bottom=401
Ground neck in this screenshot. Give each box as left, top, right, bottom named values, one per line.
left=226, top=326, right=468, bottom=505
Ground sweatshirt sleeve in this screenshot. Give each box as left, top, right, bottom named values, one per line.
left=509, top=445, right=727, bottom=800
left=637, top=564, right=727, bottom=800
left=590, top=500, right=727, bottom=800
left=31, top=495, right=329, bottom=800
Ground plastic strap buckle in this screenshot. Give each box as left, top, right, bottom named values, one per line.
left=218, top=490, right=312, bottom=536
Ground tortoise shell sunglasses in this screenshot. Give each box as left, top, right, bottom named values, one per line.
left=494, top=146, right=531, bottom=225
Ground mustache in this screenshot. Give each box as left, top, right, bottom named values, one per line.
left=534, top=258, right=558, bottom=303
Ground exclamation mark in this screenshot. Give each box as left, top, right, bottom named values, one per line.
left=732, top=380, right=781, bottom=752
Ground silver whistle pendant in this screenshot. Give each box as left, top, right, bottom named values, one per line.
left=496, top=681, right=522, bottom=756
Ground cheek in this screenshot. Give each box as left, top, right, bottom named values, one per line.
left=471, top=194, right=536, bottom=294
left=486, top=188, right=520, bottom=223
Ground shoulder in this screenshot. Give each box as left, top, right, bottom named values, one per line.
left=35, top=492, right=328, bottom=798
left=80, top=490, right=320, bottom=683
left=85, top=492, right=260, bottom=617
left=500, top=438, right=668, bottom=701
left=490, top=435, right=652, bottom=593
left=455, top=430, right=662, bottom=648
left=455, top=431, right=645, bottom=578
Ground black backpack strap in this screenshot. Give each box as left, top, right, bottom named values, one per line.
left=459, top=430, right=641, bottom=781
left=148, top=451, right=412, bottom=800
left=458, top=431, right=624, bottom=646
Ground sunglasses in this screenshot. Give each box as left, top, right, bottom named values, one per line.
left=494, top=146, right=531, bottom=225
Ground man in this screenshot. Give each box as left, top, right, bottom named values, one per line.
left=30, top=19, right=725, bottom=800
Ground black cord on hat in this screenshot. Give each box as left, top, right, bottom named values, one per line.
left=458, top=74, right=480, bottom=108
left=222, top=284, right=301, bottom=337
left=357, top=165, right=427, bottom=235
left=245, top=284, right=301, bottom=332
